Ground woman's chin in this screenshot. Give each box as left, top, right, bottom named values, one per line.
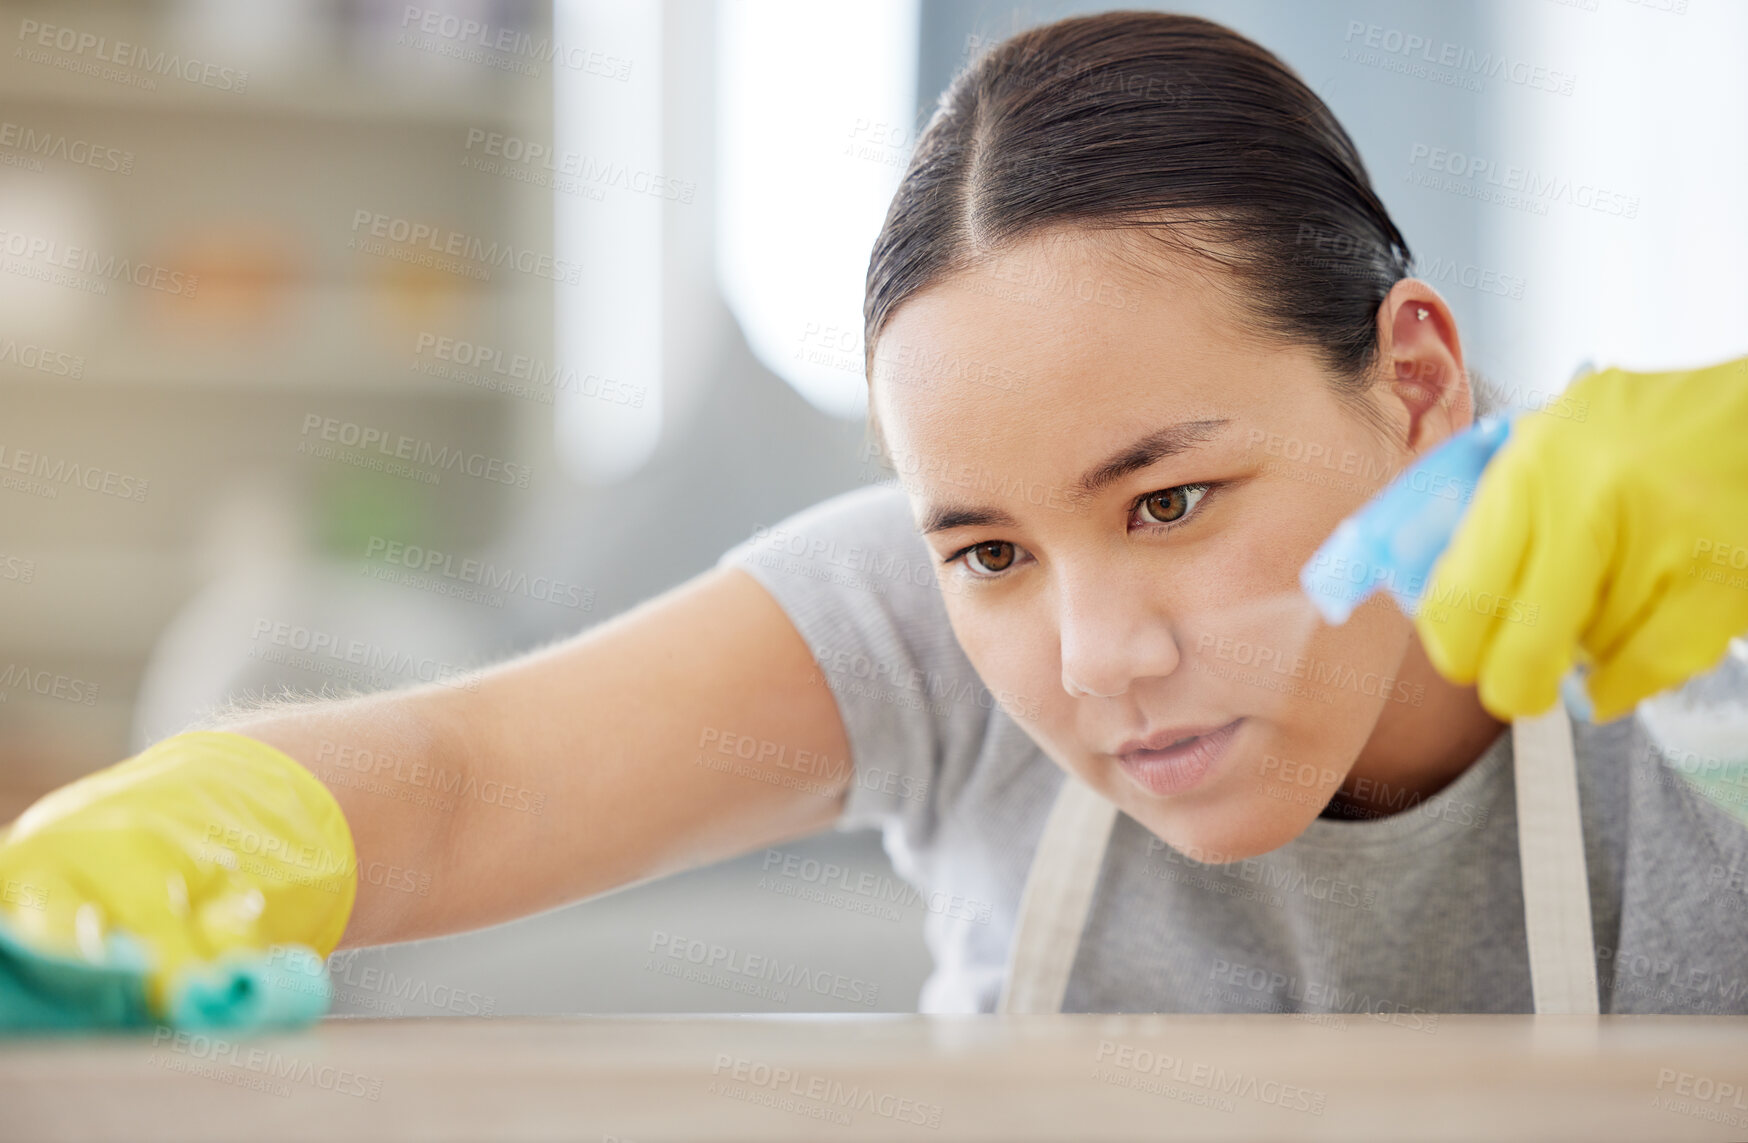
left=1087, top=739, right=1334, bottom=863
left=1131, top=795, right=1323, bottom=865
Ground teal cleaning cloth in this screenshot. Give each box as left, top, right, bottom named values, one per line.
left=0, top=916, right=332, bottom=1035
left=0, top=918, right=153, bottom=1031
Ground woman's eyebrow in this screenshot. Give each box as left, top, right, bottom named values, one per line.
left=917, top=418, right=1232, bottom=535
left=920, top=503, right=1020, bottom=536
left=1072, top=417, right=1231, bottom=497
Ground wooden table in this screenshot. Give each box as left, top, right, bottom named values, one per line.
left=4, top=1014, right=1747, bottom=1141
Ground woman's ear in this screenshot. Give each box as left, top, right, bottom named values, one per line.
left=1375, top=279, right=1470, bottom=453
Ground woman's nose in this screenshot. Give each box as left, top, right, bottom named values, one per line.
left=1057, top=574, right=1181, bottom=698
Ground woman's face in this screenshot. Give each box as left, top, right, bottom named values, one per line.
left=871, top=227, right=1466, bottom=860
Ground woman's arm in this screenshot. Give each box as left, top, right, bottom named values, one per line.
left=222, top=564, right=852, bottom=947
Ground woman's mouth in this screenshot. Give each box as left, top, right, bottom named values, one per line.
left=1113, top=718, right=1244, bottom=797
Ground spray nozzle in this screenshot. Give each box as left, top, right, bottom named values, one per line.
left=1299, top=415, right=1515, bottom=627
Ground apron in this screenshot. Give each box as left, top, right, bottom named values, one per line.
left=996, top=706, right=1600, bottom=1015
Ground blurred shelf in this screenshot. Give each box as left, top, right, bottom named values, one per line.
left=0, top=285, right=551, bottom=394
left=0, top=548, right=189, bottom=655
left=1, top=374, right=517, bottom=400
left=0, top=695, right=142, bottom=794
left=0, top=1, right=561, bottom=782
left=0, top=54, right=548, bottom=128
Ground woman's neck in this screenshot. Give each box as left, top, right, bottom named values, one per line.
left=1322, top=633, right=1507, bottom=822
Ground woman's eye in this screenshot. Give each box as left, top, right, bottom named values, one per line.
left=947, top=482, right=1215, bottom=581
left=964, top=540, right=1018, bottom=576
left=1136, top=483, right=1211, bottom=527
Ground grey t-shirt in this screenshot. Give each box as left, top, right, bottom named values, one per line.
left=716, top=482, right=1748, bottom=1016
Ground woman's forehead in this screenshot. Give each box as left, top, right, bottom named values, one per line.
left=873, top=229, right=1249, bottom=382
left=872, top=274, right=1277, bottom=446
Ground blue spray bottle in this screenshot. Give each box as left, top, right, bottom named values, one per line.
left=1297, top=413, right=1596, bottom=721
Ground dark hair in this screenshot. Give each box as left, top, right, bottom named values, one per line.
left=864, top=10, right=1438, bottom=427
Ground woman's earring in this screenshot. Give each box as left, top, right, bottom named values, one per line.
left=1416, top=307, right=1428, bottom=321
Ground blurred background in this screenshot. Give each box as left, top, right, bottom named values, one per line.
left=2, top=0, right=1745, bottom=1016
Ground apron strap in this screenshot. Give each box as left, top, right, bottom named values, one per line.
left=997, top=771, right=1118, bottom=1014
left=1512, top=705, right=1600, bottom=1014
left=997, top=709, right=1599, bottom=1015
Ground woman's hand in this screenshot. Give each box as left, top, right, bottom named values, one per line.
left=1416, top=355, right=1748, bottom=723
left=0, top=731, right=356, bottom=1031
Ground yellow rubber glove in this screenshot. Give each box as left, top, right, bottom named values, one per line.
left=0, top=730, right=357, bottom=1029
left=1416, top=354, right=1748, bottom=723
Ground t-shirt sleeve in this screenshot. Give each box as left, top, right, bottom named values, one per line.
left=714, top=482, right=996, bottom=843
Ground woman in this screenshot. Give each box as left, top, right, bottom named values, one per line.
left=3, top=11, right=1746, bottom=1026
